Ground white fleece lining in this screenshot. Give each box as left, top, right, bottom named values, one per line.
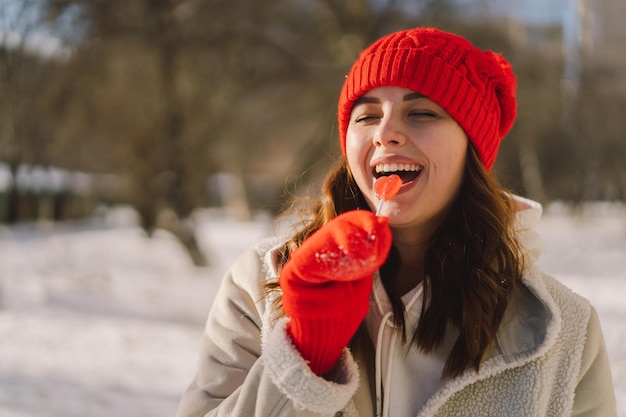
left=261, top=317, right=360, bottom=415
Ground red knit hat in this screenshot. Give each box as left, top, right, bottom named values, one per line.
left=337, top=27, right=517, bottom=171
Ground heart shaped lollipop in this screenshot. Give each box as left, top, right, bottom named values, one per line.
left=374, top=174, right=402, bottom=216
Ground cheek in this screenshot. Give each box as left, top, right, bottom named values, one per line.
left=440, top=127, right=468, bottom=172
left=345, top=131, right=369, bottom=171
left=445, top=140, right=468, bottom=188
left=449, top=144, right=468, bottom=171
left=427, top=130, right=468, bottom=189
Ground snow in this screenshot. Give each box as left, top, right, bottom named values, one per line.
left=0, top=203, right=624, bottom=416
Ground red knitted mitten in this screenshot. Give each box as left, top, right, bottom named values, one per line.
left=280, top=210, right=392, bottom=375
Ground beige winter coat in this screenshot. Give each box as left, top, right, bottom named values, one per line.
left=176, top=197, right=617, bottom=417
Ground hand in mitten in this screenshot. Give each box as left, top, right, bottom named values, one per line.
left=280, top=210, right=392, bottom=375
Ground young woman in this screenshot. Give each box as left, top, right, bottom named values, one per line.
left=176, top=27, right=616, bottom=417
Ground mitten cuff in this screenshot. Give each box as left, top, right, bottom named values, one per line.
left=288, top=317, right=356, bottom=375
left=261, top=318, right=360, bottom=414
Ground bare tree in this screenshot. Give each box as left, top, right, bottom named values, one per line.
left=0, top=0, right=64, bottom=222
left=39, top=0, right=317, bottom=264
left=29, top=0, right=626, bottom=269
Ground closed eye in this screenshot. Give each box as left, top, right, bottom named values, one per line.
left=409, top=111, right=438, bottom=119
left=354, top=114, right=380, bottom=123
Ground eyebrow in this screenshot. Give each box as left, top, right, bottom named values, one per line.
left=352, top=92, right=426, bottom=107
left=403, top=92, right=426, bottom=101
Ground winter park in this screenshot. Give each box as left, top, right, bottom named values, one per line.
left=2, top=0, right=626, bottom=416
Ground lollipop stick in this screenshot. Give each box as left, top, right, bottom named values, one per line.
left=376, top=199, right=385, bottom=216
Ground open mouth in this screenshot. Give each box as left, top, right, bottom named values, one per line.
left=373, top=163, right=423, bottom=184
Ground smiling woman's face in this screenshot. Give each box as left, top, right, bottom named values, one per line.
left=346, top=86, right=468, bottom=237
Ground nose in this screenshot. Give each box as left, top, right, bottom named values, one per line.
left=373, top=116, right=407, bottom=148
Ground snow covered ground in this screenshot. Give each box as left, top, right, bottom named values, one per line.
left=0, top=203, right=624, bottom=417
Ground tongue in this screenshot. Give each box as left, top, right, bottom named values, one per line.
left=374, top=174, right=402, bottom=202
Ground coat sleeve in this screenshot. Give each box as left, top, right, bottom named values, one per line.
left=571, top=307, right=617, bottom=417
left=175, top=245, right=360, bottom=417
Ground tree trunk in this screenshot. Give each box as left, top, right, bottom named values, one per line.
left=157, top=209, right=208, bottom=267
left=519, top=141, right=546, bottom=204
left=171, top=218, right=208, bottom=267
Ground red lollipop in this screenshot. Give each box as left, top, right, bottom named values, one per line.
left=374, top=174, right=402, bottom=215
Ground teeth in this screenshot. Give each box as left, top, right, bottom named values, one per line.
left=375, top=163, right=421, bottom=173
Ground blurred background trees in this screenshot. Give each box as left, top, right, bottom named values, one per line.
left=1, top=0, right=625, bottom=265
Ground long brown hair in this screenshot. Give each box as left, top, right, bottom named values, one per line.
left=272, top=145, right=524, bottom=378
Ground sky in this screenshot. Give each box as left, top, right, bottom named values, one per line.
left=0, top=0, right=72, bottom=58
